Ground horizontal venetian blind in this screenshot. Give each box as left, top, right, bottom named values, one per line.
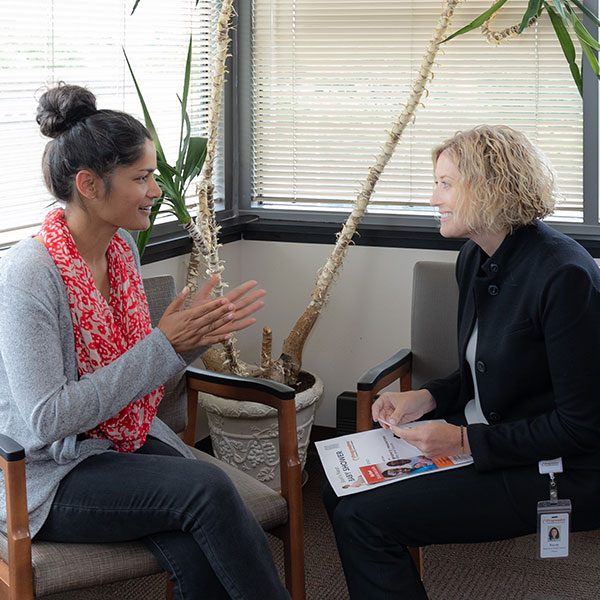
left=0, top=0, right=221, bottom=248
left=251, top=0, right=584, bottom=221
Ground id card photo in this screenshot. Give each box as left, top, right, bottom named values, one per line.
left=539, top=513, right=569, bottom=558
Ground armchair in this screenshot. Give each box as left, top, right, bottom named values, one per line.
left=355, top=260, right=459, bottom=578
left=0, top=275, right=304, bottom=600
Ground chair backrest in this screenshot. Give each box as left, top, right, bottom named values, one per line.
left=143, top=275, right=187, bottom=435
left=410, top=261, right=459, bottom=390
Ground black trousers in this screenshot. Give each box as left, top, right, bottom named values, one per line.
left=36, top=437, right=289, bottom=600
left=324, top=463, right=600, bottom=600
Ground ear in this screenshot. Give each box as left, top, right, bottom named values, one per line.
left=75, top=169, right=101, bottom=201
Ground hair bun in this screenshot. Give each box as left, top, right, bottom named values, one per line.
left=36, top=84, right=97, bottom=138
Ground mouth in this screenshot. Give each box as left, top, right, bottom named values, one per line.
left=438, top=212, right=453, bottom=223
left=139, top=205, right=154, bottom=215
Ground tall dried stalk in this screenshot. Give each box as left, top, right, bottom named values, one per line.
left=194, top=0, right=544, bottom=385
left=254, top=0, right=463, bottom=384
left=186, top=0, right=235, bottom=298
left=184, top=0, right=246, bottom=373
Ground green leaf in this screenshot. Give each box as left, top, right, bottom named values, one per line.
left=580, top=36, right=600, bottom=75
left=130, top=0, right=141, bottom=16
left=568, top=0, right=600, bottom=28
left=545, top=3, right=582, bottom=95
left=443, top=0, right=509, bottom=43
left=182, top=136, right=208, bottom=187
left=123, top=49, right=167, bottom=164
left=565, top=5, right=600, bottom=50
left=519, top=0, right=543, bottom=33
left=551, top=0, right=567, bottom=19
left=177, top=37, right=194, bottom=176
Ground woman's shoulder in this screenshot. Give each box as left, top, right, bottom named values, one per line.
left=0, top=238, right=63, bottom=295
left=1, top=237, right=54, bottom=275
left=533, top=222, right=598, bottom=273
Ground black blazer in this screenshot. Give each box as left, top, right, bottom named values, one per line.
left=424, top=221, right=600, bottom=474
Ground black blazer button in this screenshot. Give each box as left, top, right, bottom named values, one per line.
left=489, top=412, right=501, bottom=422
left=489, top=263, right=499, bottom=273
left=488, top=284, right=499, bottom=296
left=476, top=360, right=487, bottom=373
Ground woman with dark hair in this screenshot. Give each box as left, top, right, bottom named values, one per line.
left=0, top=84, right=289, bottom=599
left=324, top=125, right=600, bottom=599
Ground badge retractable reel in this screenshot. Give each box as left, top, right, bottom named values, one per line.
left=537, top=458, right=571, bottom=559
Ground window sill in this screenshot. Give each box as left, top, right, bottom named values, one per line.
left=141, top=214, right=600, bottom=265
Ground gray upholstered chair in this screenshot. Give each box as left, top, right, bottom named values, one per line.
left=355, top=260, right=458, bottom=576
left=0, top=275, right=305, bottom=600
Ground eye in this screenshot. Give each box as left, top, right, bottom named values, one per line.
left=138, top=175, right=149, bottom=182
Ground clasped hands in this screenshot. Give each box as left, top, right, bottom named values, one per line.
left=372, top=389, right=470, bottom=457
left=158, top=274, right=266, bottom=354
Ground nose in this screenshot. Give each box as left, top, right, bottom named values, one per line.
left=430, top=185, right=440, bottom=207
left=149, top=176, right=162, bottom=199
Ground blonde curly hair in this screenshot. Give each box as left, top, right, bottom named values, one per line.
left=432, top=125, right=558, bottom=234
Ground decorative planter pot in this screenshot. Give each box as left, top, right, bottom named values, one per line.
left=197, top=371, right=323, bottom=491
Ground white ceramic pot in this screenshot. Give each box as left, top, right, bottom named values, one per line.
left=197, top=371, right=323, bottom=491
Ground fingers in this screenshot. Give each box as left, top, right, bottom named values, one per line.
left=197, top=274, right=222, bottom=301
left=163, top=286, right=190, bottom=316
left=223, top=280, right=260, bottom=303
left=200, top=317, right=258, bottom=345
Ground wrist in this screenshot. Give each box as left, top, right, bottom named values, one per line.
left=460, top=424, right=471, bottom=455
left=419, top=389, right=437, bottom=413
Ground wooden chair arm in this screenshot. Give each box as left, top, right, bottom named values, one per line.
left=0, top=434, right=33, bottom=600
left=0, top=436, right=25, bottom=462
left=184, top=367, right=304, bottom=598
left=356, top=349, right=412, bottom=432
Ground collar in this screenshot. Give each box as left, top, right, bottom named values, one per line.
left=477, top=222, right=539, bottom=278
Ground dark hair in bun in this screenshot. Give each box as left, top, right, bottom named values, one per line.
left=37, top=83, right=152, bottom=202
left=36, top=83, right=98, bottom=138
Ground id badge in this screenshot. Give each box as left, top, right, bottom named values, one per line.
left=537, top=499, right=571, bottom=558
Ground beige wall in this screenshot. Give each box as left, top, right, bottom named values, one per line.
left=142, top=240, right=459, bottom=431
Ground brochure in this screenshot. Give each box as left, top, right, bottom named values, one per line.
left=315, top=420, right=473, bottom=496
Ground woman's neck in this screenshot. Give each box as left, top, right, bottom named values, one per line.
left=63, top=205, right=116, bottom=266
left=471, top=229, right=507, bottom=258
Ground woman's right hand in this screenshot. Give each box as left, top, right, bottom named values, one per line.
left=372, top=389, right=436, bottom=429
left=157, top=275, right=266, bottom=354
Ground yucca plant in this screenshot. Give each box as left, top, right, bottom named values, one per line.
left=124, top=37, right=208, bottom=257
left=128, top=0, right=600, bottom=386
left=445, top=0, right=600, bottom=97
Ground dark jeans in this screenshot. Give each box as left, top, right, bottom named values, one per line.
left=36, top=437, right=289, bottom=600
left=323, top=465, right=540, bottom=600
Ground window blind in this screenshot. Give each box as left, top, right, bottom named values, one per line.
left=0, top=0, right=221, bottom=248
left=251, top=0, right=584, bottom=221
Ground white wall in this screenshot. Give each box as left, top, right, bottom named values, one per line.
left=142, top=240, right=458, bottom=430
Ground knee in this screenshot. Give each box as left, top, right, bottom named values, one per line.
left=329, top=496, right=379, bottom=544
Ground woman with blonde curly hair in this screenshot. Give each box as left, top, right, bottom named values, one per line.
left=325, top=125, right=600, bottom=599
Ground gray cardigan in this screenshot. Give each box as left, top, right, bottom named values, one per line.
left=0, top=232, right=197, bottom=537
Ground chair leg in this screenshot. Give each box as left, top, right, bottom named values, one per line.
left=165, top=578, right=174, bottom=600
left=408, top=546, right=423, bottom=579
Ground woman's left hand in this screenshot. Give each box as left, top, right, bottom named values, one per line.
left=391, top=421, right=470, bottom=457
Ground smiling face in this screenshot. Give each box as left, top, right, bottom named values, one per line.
left=86, top=139, right=161, bottom=233
left=430, top=151, right=470, bottom=240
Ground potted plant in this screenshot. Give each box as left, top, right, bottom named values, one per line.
left=129, top=0, right=600, bottom=489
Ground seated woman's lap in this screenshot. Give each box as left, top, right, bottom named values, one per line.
left=324, top=464, right=539, bottom=549
left=35, top=437, right=238, bottom=544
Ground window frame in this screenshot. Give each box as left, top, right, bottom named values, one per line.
left=223, top=0, right=600, bottom=245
